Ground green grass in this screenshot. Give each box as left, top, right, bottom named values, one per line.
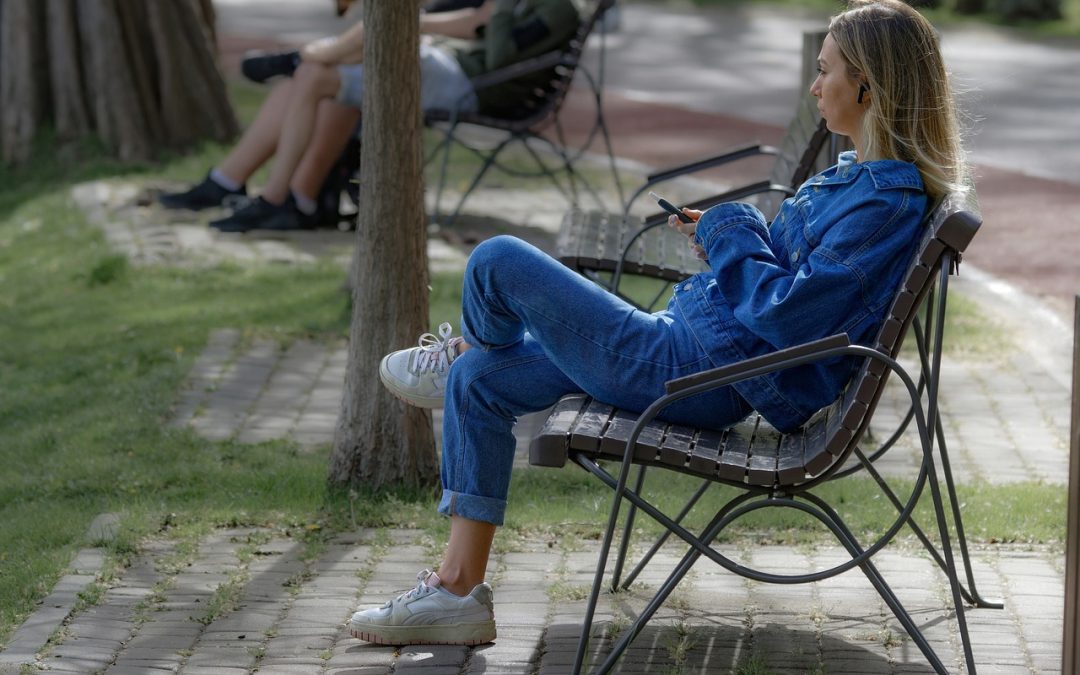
left=504, top=465, right=1066, bottom=547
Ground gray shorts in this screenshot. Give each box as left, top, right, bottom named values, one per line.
left=335, top=43, right=478, bottom=113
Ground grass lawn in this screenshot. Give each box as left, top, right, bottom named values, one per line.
left=0, top=78, right=1067, bottom=646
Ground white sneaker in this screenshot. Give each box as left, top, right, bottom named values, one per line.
left=349, top=569, right=496, bottom=646
left=379, top=322, right=463, bottom=408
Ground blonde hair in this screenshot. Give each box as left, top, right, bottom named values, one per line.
left=829, top=0, right=967, bottom=201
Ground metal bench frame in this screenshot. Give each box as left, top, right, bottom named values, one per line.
left=530, top=191, right=1002, bottom=674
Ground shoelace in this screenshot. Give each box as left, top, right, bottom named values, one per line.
left=383, top=569, right=437, bottom=607
left=411, top=322, right=459, bottom=375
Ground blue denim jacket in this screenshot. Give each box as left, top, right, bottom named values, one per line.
left=667, top=151, right=927, bottom=432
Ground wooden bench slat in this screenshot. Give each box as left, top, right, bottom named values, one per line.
left=597, top=409, right=639, bottom=458
left=633, top=423, right=666, bottom=462
left=777, top=431, right=807, bottom=484
left=801, top=411, right=833, bottom=476
left=570, top=399, right=615, bottom=452
left=658, top=424, right=695, bottom=468
left=748, top=430, right=781, bottom=486
left=689, top=429, right=725, bottom=474
left=528, top=393, right=590, bottom=467
left=717, top=416, right=758, bottom=481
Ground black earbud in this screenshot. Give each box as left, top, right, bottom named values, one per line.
left=857, top=84, right=869, bottom=104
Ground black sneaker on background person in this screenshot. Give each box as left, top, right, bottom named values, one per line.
left=210, top=195, right=315, bottom=233
left=241, top=50, right=302, bottom=84
left=159, top=173, right=246, bottom=211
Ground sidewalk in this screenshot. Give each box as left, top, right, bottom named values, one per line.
left=2, top=3, right=1075, bottom=673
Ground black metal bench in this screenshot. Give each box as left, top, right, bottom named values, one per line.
left=424, top=0, right=621, bottom=226
left=530, top=190, right=1002, bottom=674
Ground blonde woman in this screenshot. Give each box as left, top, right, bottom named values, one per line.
left=353, top=0, right=967, bottom=647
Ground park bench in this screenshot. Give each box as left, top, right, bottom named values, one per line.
left=529, top=189, right=1002, bottom=674
left=424, top=0, right=622, bottom=225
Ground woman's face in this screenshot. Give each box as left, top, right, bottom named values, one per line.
left=810, top=34, right=867, bottom=143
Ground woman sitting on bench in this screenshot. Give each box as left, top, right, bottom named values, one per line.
left=350, top=0, right=969, bottom=648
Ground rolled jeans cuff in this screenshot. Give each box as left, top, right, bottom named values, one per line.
left=438, top=489, right=506, bottom=527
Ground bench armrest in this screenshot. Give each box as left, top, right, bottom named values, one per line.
left=468, top=49, right=568, bottom=92
left=624, top=143, right=780, bottom=212
left=665, top=333, right=852, bottom=394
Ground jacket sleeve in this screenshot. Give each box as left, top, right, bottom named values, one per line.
left=694, top=191, right=920, bottom=350
left=483, top=0, right=580, bottom=71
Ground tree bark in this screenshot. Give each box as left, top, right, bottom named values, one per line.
left=0, top=0, right=238, bottom=165
left=328, top=2, right=439, bottom=488
left=0, top=0, right=48, bottom=163
left=45, top=0, right=91, bottom=142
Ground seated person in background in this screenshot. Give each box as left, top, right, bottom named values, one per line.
left=159, top=0, right=581, bottom=233
left=240, top=0, right=488, bottom=84
left=346, top=0, right=968, bottom=647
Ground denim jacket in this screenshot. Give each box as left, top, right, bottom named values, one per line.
left=667, top=151, right=927, bottom=432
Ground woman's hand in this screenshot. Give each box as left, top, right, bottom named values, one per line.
left=668, top=208, right=707, bottom=260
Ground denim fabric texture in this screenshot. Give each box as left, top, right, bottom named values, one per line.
left=681, top=150, right=927, bottom=431
left=335, top=43, right=477, bottom=112
left=437, top=152, right=926, bottom=525
left=438, top=236, right=750, bottom=526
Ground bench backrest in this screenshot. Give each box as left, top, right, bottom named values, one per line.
left=802, top=190, right=981, bottom=476
left=457, top=0, right=615, bottom=127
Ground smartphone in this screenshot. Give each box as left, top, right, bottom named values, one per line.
left=649, top=191, right=694, bottom=224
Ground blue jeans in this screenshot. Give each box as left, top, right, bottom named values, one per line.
left=438, top=236, right=752, bottom=526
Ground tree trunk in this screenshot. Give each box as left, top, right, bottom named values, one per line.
left=328, top=2, right=439, bottom=488
left=0, top=0, right=238, bottom=165
left=0, top=0, right=48, bottom=164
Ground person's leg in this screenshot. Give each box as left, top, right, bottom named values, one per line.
left=433, top=235, right=750, bottom=582
left=259, top=62, right=343, bottom=206
left=159, top=79, right=299, bottom=210
left=457, top=236, right=749, bottom=420
left=216, top=78, right=297, bottom=185
left=281, top=100, right=362, bottom=207
left=438, top=516, right=496, bottom=597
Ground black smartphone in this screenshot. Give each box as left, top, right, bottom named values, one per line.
left=649, top=191, right=694, bottom=224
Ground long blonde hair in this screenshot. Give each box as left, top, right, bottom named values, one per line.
left=829, top=0, right=967, bottom=200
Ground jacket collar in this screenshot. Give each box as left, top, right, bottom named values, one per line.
left=806, top=150, right=924, bottom=192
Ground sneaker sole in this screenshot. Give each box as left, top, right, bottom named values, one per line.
left=349, top=620, right=496, bottom=646
left=378, top=355, right=445, bottom=409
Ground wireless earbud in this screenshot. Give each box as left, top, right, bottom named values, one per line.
left=857, top=84, right=869, bottom=104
